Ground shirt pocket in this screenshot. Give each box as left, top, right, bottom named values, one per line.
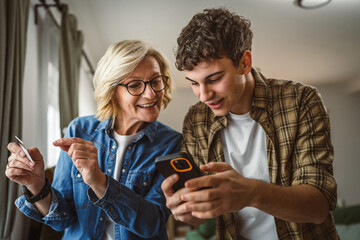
left=125, top=171, right=154, bottom=197
left=70, top=166, right=92, bottom=208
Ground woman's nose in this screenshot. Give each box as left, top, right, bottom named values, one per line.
left=142, top=83, right=156, bottom=99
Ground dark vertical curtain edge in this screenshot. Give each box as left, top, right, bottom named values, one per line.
left=0, top=0, right=30, bottom=239
left=59, top=6, right=83, bottom=136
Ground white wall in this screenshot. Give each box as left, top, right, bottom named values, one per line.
left=78, top=60, right=96, bottom=117
left=158, top=86, right=199, bottom=133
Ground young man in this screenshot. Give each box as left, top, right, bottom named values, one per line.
left=161, top=8, right=339, bottom=240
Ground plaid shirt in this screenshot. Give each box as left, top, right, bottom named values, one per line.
left=181, top=68, right=339, bottom=240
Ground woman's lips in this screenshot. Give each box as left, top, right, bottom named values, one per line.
left=138, top=101, right=157, bottom=108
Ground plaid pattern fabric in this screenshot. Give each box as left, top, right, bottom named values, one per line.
left=181, top=68, right=339, bottom=240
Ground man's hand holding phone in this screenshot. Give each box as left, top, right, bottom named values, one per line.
left=157, top=152, right=208, bottom=225
left=159, top=154, right=244, bottom=225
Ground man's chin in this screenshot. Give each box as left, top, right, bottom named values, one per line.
left=210, top=108, right=229, bottom=117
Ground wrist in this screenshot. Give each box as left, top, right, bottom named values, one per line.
left=248, top=179, right=265, bottom=208
left=23, top=178, right=51, bottom=204
left=27, top=177, right=46, bottom=195
left=90, top=173, right=108, bottom=198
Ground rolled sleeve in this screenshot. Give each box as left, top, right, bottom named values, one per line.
left=16, top=188, right=73, bottom=230
left=292, top=88, right=337, bottom=210
left=292, top=166, right=337, bottom=210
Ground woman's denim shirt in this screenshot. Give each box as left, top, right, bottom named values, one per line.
left=16, top=115, right=181, bottom=239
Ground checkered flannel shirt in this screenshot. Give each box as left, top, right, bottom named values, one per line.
left=181, top=68, right=339, bottom=240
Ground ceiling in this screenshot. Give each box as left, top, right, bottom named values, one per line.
left=62, top=0, right=360, bottom=89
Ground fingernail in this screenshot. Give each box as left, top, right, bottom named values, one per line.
left=181, top=195, right=187, bottom=201
left=53, top=140, right=59, bottom=144
left=29, top=161, right=35, bottom=167
left=172, top=174, right=178, bottom=180
left=20, top=151, right=25, bottom=157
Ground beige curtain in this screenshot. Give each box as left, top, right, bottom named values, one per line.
left=59, top=5, right=84, bottom=136
left=0, top=0, right=30, bottom=239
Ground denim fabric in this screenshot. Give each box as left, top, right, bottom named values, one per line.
left=16, top=115, right=181, bottom=239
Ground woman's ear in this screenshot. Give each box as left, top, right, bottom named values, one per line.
left=112, top=91, right=118, bottom=104
left=240, top=50, right=252, bottom=75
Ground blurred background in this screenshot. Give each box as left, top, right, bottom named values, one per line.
left=2, top=0, right=360, bottom=239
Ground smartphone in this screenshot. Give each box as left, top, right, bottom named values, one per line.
left=155, top=152, right=203, bottom=191
left=15, top=136, right=34, bottom=164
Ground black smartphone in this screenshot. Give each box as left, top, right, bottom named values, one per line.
left=155, top=152, right=203, bottom=191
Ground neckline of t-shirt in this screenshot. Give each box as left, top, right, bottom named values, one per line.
left=228, top=111, right=251, bottom=121
left=113, top=129, right=144, bottom=141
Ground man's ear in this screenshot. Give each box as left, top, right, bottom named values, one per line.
left=239, top=50, right=252, bottom=75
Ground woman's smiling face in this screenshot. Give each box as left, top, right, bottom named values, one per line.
left=114, top=56, right=164, bottom=134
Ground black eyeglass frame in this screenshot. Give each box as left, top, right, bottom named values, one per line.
left=118, top=75, right=169, bottom=96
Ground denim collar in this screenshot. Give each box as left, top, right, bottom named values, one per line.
left=95, top=117, right=157, bottom=143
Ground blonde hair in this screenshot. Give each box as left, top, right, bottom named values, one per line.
left=93, top=40, right=173, bottom=122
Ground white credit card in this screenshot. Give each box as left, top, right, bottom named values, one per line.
left=15, top=136, right=34, bottom=164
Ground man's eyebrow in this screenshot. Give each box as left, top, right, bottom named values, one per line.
left=185, top=71, right=224, bottom=82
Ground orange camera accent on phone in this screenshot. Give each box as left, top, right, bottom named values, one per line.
left=170, top=158, right=193, bottom=172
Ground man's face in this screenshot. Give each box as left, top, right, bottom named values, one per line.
left=184, top=57, right=250, bottom=116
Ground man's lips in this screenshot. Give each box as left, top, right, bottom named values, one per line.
left=207, top=98, right=224, bottom=108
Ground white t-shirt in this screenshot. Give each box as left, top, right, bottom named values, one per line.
left=221, top=112, right=278, bottom=240
left=102, top=130, right=143, bottom=240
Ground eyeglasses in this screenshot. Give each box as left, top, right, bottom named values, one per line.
left=118, top=75, right=169, bottom=96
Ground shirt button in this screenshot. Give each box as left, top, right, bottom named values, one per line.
left=108, top=169, right=112, bottom=173
left=128, top=146, right=132, bottom=150
left=77, top=174, right=81, bottom=178
left=100, top=217, right=103, bottom=221
left=143, top=182, right=148, bottom=186
left=112, top=145, right=116, bottom=149
left=122, top=169, right=126, bottom=173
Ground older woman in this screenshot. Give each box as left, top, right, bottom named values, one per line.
left=5, top=40, right=181, bottom=239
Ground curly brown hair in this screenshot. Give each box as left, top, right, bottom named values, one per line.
left=175, top=8, right=253, bottom=71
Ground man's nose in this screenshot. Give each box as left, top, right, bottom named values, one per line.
left=199, top=84, right=213, bottom=103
